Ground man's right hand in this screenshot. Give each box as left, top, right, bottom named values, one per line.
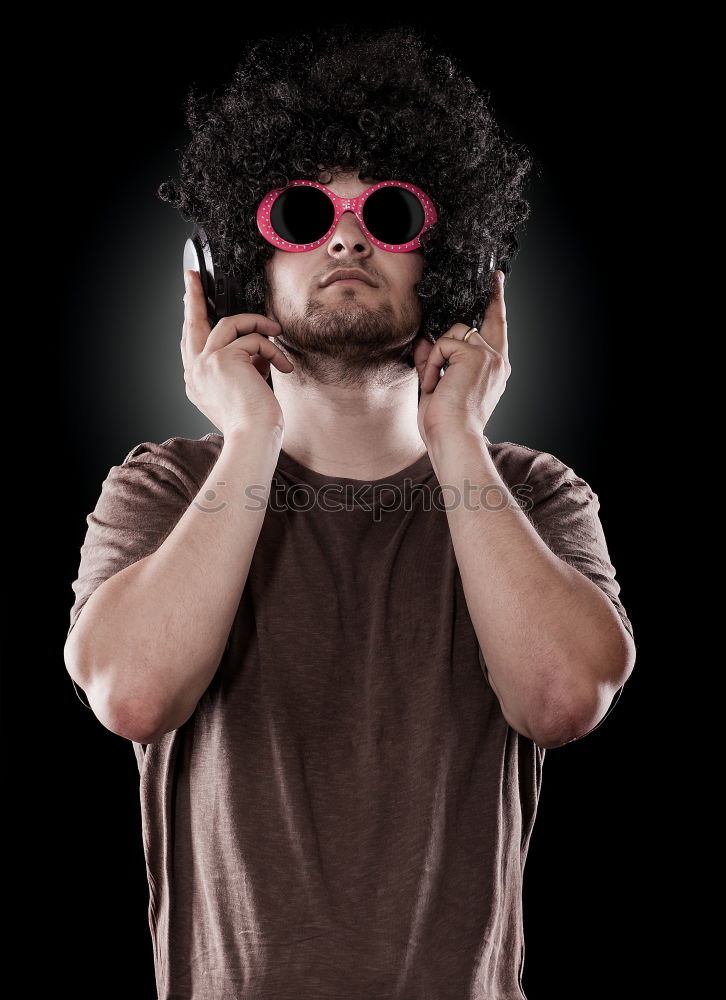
left=181, top=269, right=294, bottom=436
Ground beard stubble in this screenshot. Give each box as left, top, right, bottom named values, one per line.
left=266, top=283, right=424, bottom=389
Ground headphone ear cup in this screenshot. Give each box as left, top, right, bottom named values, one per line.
left=183, top=226, right=275, bottom=393
left=183, top=225, right=219, bottom=328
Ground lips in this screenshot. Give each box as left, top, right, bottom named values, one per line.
left=321, top=269, right=376, bottom=287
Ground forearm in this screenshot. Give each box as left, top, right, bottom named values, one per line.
left=427, top=428, right=635, bottom=747
left=65, top=427, right=283, bottom=742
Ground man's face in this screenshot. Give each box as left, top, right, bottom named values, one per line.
left=264, top=168, right=425, bottom=387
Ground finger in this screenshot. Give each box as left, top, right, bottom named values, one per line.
left=219, top=332, right=294, bottom=372
left=412, top=335, right=434, bottom=385
left=458, top=326, right=488, bottom=347
left=203, top=311, right=283, bottom=355
left=478, top=270, right=508, bottom=360
left=182, top=270, right=212, bottom=356
left=419, top=333, right=470, bottom=393
left=249, top=347, right=276, bottom=380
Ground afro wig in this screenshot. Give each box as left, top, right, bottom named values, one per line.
left=157, top=23, right=534, bottom=343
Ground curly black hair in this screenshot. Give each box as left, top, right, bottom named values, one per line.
left=157, top=23, right=534, bottom=343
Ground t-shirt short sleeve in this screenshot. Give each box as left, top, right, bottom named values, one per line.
left=66, top=440, right=196, bottom=709
left=520, top=448, right=635, bottom=740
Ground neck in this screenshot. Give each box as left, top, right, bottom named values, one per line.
left=271, top=371, right=426, bottom=481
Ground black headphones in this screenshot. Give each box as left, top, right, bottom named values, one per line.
left=183, top=224, right=506, bottom=392
left=184, top=224, right=277, bottom=389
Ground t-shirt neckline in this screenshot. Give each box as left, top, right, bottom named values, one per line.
left=276, top=445, right=435, bottom=488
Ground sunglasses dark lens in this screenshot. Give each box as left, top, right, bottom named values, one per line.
left=270, top=186, right=335, bottom=245
left=362, top=186, right=426, bottom=245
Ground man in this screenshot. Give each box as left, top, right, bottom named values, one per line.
left=65, top=24, right=636, bottom=999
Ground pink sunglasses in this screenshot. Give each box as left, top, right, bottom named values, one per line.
left=256, top=179, right=438, bottom=253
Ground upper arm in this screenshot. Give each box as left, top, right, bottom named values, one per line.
left=478, top=452, right=636, bottom=745
left=65, top=444, right=194, bottom=711
left=527, top=471, right=635, bottom=647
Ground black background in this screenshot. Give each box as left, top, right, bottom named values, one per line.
left=11, top=13, right=674, bottom=999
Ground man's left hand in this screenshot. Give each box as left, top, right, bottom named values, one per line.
left=413, top=269, right=510, bottom=447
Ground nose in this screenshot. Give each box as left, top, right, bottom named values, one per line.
left=326, top=209, right=373, bottom=257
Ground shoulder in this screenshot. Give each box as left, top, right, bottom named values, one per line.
left=484, top=436, right=596, bottom=506
left=120, top=431, right=224, bottom=500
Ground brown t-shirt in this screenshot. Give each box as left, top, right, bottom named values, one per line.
left=67, top=432, right=634, bottom=1000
